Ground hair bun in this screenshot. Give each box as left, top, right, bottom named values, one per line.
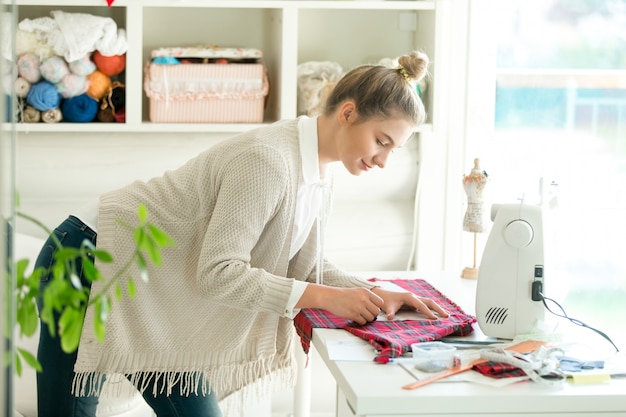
left=397, top=51, right=429, bottom=82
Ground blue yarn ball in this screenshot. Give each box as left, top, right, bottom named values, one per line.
left=61, top=93, right=98, bottom=123
left=26, top=81, right=61, bottom=111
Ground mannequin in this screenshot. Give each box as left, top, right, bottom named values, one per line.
left=461, top=158, right=488, bottom=279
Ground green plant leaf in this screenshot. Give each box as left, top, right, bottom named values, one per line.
left=147, top=224, right=175, bottom=248
left=136, top=253, right=149, bottom=282
left=69, top=273, right=83, bottom=291
left=15, top=258, right=29, bottom=284
left=91, top=249, right=113, bottom=263
left=138, top=204, right=148, bottom=222
left=93, top=316, right=106, bottom=343
left=59, top=307, right=84, bottom=353
left=127, top=278, right=136, bottom=298
left=93, top=295, right=111, bottom=343
left=17, top=298, right=38, bottom=338
left=95, top=295, right=111, bottom=323
left=144, top=238, right=162, bottom=266
left=115, top=284, right=122, bottom=300
left=17, top=347, right=42, bottom=372
left=81, top=257, right=99, bottom=283
left=14, top=352, right=22, bottom=377
left=53, top=247, right=80, bottom=262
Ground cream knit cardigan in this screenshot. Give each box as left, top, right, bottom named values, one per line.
left=73, top=118, right=375, bottom=405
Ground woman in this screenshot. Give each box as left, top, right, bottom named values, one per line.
left=35, top=50, right=448, bottom=417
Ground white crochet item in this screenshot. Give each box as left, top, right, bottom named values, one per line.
left=18, top=10, right=127, bottom=63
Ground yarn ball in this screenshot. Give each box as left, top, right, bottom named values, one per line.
left=40, top=56, right=70, bottom=83
left=61, top=94, right=98, bottom=123
left=86, top=70, right=111, bottom=100
left=69, top=55, right=96, bottom=76
left=15, top=77, right=31, bottom=98
left=23, top=105, right=41, bottom=123
left=92, top=51, right=126, bottom=77
left=26, top=81, right=61, bottom=111
left=56, top=73, right=89, bottom=98
left=96, top=106, right=116, bottom=123
left=41, top=108, right=63, bottom=123
left=17, top=53, right=41, bottom=84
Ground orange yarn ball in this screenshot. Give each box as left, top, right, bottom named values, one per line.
left=86, top=70, right=112, bottom=100
left=92, top=51, right=126, bottom=77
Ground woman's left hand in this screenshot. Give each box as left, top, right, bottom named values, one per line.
left=370, top=287, right=449, bottom=320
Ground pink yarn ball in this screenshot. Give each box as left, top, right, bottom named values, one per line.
left=56, top=73, right=89, bottom=98
left=69, top=55, right=96, bottom=76
left=40, top=56, right=70, bottom=83
left=17, top=53, right=41, bottom=84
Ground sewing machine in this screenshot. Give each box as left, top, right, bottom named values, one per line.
left=475, top=203, right=546, bottom=339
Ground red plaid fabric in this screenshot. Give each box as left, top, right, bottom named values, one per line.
left=472, top=361, right=527, bottom=378
left=293, top=278, right=476, bottom=362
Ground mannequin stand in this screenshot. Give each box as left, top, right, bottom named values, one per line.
left=461, top=232, right=479, bottom=279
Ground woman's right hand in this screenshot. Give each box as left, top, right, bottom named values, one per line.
left=296, top=285, right=384, bottom=325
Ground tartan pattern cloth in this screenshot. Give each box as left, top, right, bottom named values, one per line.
left=293, top=278, right=476, bottom=362
left=472, top=361, right=528, bottom=379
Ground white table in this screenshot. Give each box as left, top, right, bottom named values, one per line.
left=309, top=272, right=626, bottom=417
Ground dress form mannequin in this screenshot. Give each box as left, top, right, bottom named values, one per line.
left=461, top=158, right=488, bottom=279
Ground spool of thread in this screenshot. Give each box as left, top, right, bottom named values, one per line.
left=40, top=56, right=70, bottom=83
left=56, top=73, right=89, bottom=98
left=86, top=70, right=111, bottom=101
left=69, top=54, right=96, bottom=76
left=92, top=51, right=126, bottom=77
left=61, top=93, right=98, bottom=123
left=41, top=108, right=63, bottom=123
left=15, top=77, right=31, bottom=98
left=26, top=81, right=61, bottom=111
left=23, top=105, right=41, bottom=123
left=17, top=53, right=41, bottom=83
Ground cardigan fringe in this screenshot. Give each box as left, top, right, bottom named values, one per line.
left=72, top=350, right=295, bottom=402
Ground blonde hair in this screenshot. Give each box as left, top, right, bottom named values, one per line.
left=322, top=51, right=428, bottom=126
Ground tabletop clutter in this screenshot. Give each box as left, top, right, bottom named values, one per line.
left=3, top=11, right=127, bottom=124
left=295, top=278, right=624, bottom=390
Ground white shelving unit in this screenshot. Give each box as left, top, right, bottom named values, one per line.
left=11, top=0, right=439, bottom=133
left=11, top=0, right=469, bottom=277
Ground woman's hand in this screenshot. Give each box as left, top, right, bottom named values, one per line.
left=370, top=287, right=449, bottom=320
left=297, top=285, right=384, bottom=325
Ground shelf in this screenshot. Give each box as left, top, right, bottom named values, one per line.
left=11, top=0, right=438, bottom=132
left=5, top=122, right=432, bottom=134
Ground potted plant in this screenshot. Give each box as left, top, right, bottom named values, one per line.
left=8, top=204, right=174, bottom=375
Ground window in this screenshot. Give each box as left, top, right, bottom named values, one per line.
left=473, top=0, right=626, bottom=351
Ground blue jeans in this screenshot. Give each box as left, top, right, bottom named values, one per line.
left=36, top=216, right=222, bottom=417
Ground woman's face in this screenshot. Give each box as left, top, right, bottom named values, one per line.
left=338, top=115, right=414, bottom=176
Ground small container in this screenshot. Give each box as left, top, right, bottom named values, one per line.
left=411, top=341, right=457, bottom=372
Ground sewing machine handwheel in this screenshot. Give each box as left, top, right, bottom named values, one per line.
left=504, top=220, right=534, bottom=248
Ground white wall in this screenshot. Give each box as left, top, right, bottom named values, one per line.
left=15, top=130, right=421, bottom=271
